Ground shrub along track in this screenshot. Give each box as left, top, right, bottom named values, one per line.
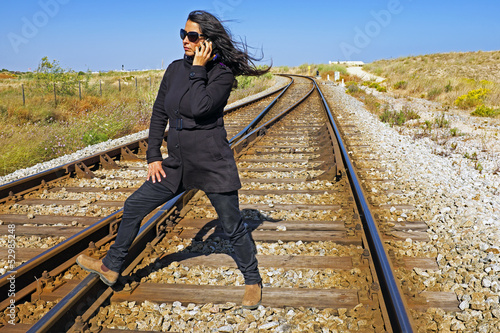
left=0, top=76, right=459, bottom=332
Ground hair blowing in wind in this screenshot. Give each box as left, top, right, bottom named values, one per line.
left=188, top=10, right=271, bottom=77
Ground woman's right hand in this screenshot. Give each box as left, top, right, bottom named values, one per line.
left=147, top=161, right=166, bottom=183
left=193, top=40, right=213, bottom=67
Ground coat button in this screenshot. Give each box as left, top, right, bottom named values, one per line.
left=175, top=144, right=179, bottom=148
left=174, top=110, right=179, bottom=115
left=189, top=72, right=195, bottom=78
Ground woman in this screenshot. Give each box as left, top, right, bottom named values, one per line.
left=77, top=10, right=270, bottom=310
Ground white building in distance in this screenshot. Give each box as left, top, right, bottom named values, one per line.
left=329, top=61, right=364, bottom=66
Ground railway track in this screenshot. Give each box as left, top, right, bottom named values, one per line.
left=0, top=78, right=290, bottom=269
left=0, top=75, right=459, bottom=332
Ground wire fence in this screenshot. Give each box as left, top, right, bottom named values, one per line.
left=13, top=74, right=163, bottom=107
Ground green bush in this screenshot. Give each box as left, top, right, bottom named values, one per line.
left=82, top=129, right=109, bottom=145
left=379, top=106, right=419, bottom=126
left=364, top=82, right=387, bottom=93
left=235, top=72, right=271, bottom=89
left=434, top=113, right=449, bottom=128
left=444, top=81, right=453, bottom=92
left=475, top=161, right=483, bottom=173
left=29, top=56, right=91, bottom=96
left=471, top=104, right=500, bottom=117
left=404, top=107, right=420, bottom=120
left=316, top=63, right=347, bottom=75
left=235, top=76, right=257, bottom=90
left=424, top=120, right=432, bottom=132
left=0, top=105, right=7, bottom=118
left=347, top=84, right=360, bottom=94
left=464, top=152, right=478, bottom=160
left=393, top=81, right=408, bottom=89
left=428, top=88, right=442, bottom=100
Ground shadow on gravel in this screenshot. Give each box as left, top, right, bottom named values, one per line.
left=117, top=209, right=280, bottom=288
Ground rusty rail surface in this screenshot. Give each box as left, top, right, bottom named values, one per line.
left=0, top=83, right=289, bottom=309
left=25, top=76, right=317, bottom=332
left=0, top=75, right=419, bottom=332
left=314, top=79, right=414, bottom=332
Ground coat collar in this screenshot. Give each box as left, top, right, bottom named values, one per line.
left=183, top=54, right=218, bottom=71
left=184, top=54, right=194, bottom=64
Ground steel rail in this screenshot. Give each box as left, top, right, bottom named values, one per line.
left=0, top=78, right=290, bottom=296
left=0, top=80, right=289, bottom=203
left=0, top=210, right=121, bottom=312
left=27, top=75, right=371, bottom=332
left=232, top=76, right=316, bottom=155
left=21, top=79, right=298, bottom=332
left=223, top=76, right=290, bottom=116
left=228, top=75, right=293, bottom=145
left=27, top=192, right=186, bottom=333
left=0, top=142, right=151, bottom=206
left=0, top=138, right=150, bottom=202
left=313, top=79, right=414, bottom=332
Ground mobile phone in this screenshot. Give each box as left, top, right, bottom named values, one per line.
left=207, top=39, right=220, bottom=59
left=198, top=39, right=210, bottom=52
left=198, top=39, right=219, bottom=60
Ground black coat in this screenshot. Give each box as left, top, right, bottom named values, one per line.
left=146, top=56, right=241, bottom=193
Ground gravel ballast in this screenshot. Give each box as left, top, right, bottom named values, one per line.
left=322, top=81, right=500, bottom=331
left=2, top=74, right=498, bottom=331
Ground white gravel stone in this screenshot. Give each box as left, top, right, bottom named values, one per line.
left=0, top=130, right=150, bottom=186
left=321, top=82, right=500, bottom=331
left=217, top=325, right=234, bottom=332
left=258, top=321, right=279, bottom=330
left=459, top=300, right=469, bottom=311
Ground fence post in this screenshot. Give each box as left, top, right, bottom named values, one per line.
left=149, top=77, right=151, bottom=88
left=135, top=77, right=137, bottom=90
left=119, top=79, right=121, bottom=92
left=22, top=84, right=25, bottom=106
left=79, top=81, right=82, bottom=100
left=100, top=80, right=102, bottom=96
left=53, top=82, right=57, bottom=106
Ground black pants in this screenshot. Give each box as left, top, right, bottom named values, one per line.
left=102, top=180, right=261, bottom=285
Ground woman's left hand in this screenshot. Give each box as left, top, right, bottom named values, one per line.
left=193, top=40, right=213, bottom=67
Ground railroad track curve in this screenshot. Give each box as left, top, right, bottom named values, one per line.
left=0, top=75, right=459, bottom=332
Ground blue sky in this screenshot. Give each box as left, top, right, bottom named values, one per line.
left=1, top=0, right=499, bottom=72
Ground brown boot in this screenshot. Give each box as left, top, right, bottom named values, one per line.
left=76, top=254, right=119, bottom=286
left=242, top=283, right=262, bottom=310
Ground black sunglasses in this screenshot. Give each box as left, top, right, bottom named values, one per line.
left=180, top=29, right=205, bottom=42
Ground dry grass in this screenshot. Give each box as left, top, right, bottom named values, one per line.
left=363, top=50, right=500, bottom=112
left=273, top=63, right=348, bottom=79
left=345, top=82, right=383, bottom=116
left=0, top=73, right=16, bottom=79
left=227, top=73, right=275, bottom=104
left=0, top=71, right=275, bottom=176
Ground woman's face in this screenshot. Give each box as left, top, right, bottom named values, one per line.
left=182, top=20, right=205, bottom=56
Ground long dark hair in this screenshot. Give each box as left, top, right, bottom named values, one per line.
left=187, top=10, right=271, bottom=76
